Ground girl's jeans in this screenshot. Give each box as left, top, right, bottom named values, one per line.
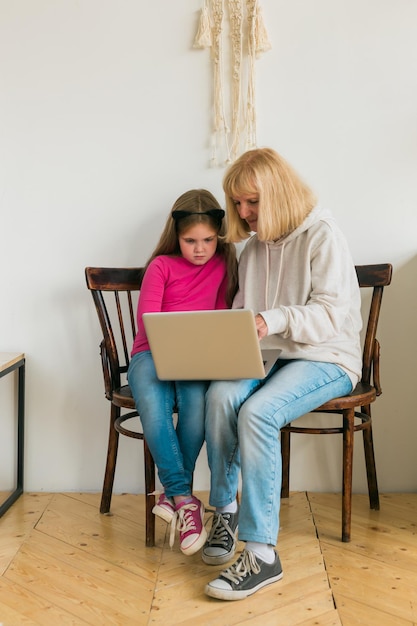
left=128, top=350, right=208, bottom=498
left=205, top=359, right=353, bottom=546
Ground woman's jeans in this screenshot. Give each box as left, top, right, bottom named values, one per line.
left=205, top=359, right=353, bottom=546
left=128, top=351, right=208, bottom=498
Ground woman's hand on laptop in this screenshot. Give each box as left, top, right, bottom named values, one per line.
left=255, top=314, right=268, bottom=340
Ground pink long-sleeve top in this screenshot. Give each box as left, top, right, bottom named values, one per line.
left=131, top=254, right=228, bottom=355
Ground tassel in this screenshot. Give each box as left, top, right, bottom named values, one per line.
left=228, top=0, right=243, bottom=162
left=255, top=3, right=272, bottom=57
left=194, top=2, right=212, bottom=48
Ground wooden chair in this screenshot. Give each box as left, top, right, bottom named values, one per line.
left=85, top=267, right=157, bottom=547
left=280, top=263, right=393, bottom=542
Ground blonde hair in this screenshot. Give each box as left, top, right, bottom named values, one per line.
left=223, top=148, right=317, bottom=242
left=147, top=189, right=238, bottom=306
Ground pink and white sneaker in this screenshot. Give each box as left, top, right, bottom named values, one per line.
left=152, top=493, right=175, bottom=523
left=171, top=496, right=207, bottom=556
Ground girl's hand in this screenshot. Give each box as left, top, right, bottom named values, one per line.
left=255, top=313, right=268, bottom=339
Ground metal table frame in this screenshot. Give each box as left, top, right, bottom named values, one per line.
left=0, top=353, right=25, bottom=516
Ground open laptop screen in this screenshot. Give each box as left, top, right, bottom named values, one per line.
left=142, top=309, right=280, bottom=381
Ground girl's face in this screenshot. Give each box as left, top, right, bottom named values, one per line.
left=232, top=193, right=260, bottom=231
left=178, top=222, right=218, bottom=265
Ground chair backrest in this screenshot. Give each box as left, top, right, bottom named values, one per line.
left=85, top=267, right=145, bottom=395
left=355, top=263, right=392, bottom=389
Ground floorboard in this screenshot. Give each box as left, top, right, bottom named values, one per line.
left=0, top=492, right=416, bottom=625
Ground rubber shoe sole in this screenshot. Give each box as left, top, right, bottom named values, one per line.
left=202, top=548, right=236, bottom=566
left=152, top=502, right=174, bottom=524
left=152, top=494, right=175, bottom=524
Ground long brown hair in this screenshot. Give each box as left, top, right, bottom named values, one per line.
left=146, top=189, right=238, bottom=306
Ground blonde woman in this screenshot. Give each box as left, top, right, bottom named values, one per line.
left=203, top=148, right=362, bottom=600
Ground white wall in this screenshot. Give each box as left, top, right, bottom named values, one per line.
left=1, top=1, right=416, bottom=496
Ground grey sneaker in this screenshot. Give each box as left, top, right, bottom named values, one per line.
left=202, top=510, right=239, bottom=565
left=205, top=549, right=283, bottom=601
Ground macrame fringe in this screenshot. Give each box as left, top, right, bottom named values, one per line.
left=194, top=1, right=212, bottom=48
left=255, top=4, right=271, bottom=57
left=194, top=0, right=271, bottom=165
left=246, top=0, right=258, bottom=152
left=229, top=0, right=243, bottom=162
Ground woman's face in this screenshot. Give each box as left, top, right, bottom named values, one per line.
left=232, top=193, right=260, bottom=231
left=178, top=222, right=218, bottom=265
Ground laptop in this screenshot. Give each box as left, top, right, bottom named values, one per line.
left=142, top=309, right=281, bottom=381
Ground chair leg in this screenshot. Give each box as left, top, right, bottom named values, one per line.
left=342, top=409, right=355, bottom=542
left=100, top=404, right=120, bottom=514
left=361, top=405, right=380, bottom=510
left=280, top=428, right=290, bottom=499
left=144, top=438, right=156, bottom=547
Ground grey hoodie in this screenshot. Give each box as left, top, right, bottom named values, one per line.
left=233, top=206, right=362, bottom=386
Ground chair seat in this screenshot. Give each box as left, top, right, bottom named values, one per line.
left=318, top=381, right=376, bottom=411
left=284, top=382, right=376, bottom=436
left=112, top=385, right=135, bottom=409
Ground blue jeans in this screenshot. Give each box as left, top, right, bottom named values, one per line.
left=128, top=351, right=208, bottom=498
left=205, top=359, right=353, bottom=545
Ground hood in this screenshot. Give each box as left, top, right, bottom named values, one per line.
left=262, top=205, right=333, bottom=310
left=265, top=205, right=333, bottom=248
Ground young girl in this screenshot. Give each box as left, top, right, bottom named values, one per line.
left=128, top=189, right=237, bottom=556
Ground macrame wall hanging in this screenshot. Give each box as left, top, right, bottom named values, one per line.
left=194, top=0, right=271, bottom=167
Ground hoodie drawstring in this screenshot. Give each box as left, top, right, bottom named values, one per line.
left=265, top=242, right=285, bottom=310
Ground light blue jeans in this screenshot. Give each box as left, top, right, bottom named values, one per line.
left=205, top=359, right=353, bottom=545
left=128, top=351, right=208, bottom=498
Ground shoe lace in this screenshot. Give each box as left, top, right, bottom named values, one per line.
left=221, top=550, right=260, bottom=585
left=206, top=512, right=236, bottom=547
left=169, top=502, right=199, bottom=548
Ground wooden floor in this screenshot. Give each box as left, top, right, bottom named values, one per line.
left=0, top=492, right=416, bottom=625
